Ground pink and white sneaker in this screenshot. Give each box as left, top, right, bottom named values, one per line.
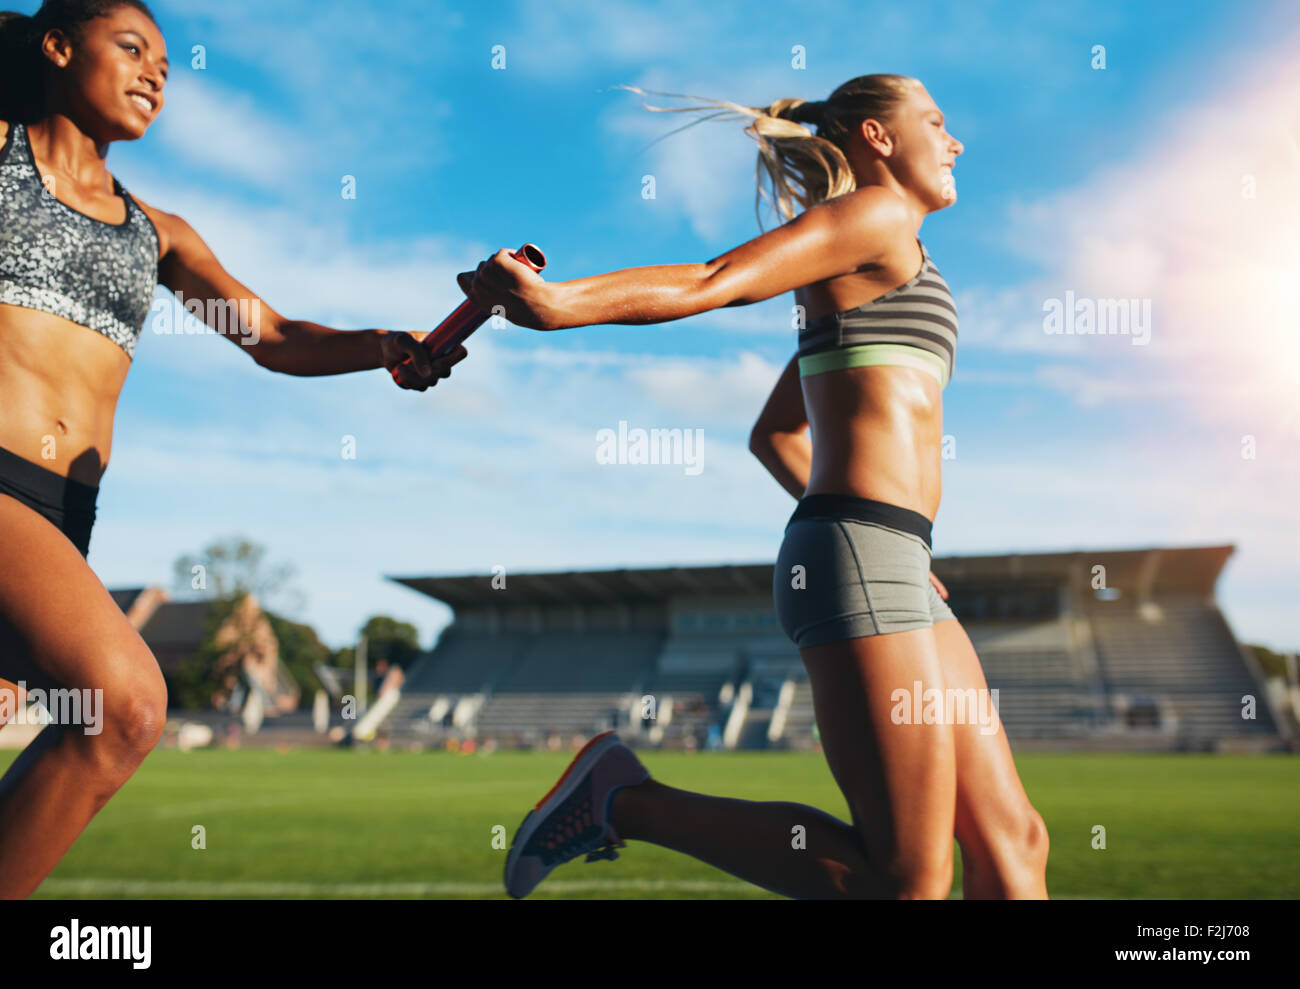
left=504, top=730, right=650, bottom=899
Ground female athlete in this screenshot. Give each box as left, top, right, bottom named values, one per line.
left=462, top=75, right=1050, bottom=900
left=0, top=0, right=464, bottom=898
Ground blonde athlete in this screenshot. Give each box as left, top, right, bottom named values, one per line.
left=464, top=75, right=1049, bottom=900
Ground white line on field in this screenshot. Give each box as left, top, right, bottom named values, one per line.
left=37, top=878, right=769, bottom=898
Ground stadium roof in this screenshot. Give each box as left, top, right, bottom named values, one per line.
left=389, top=544, right=1235, bottom=608
left=391, top=564, right=776, bottom=608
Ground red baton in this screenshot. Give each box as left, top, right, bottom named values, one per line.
left=422, top=243, right=547, bottom=358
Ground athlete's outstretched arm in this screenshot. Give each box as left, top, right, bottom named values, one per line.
left=136, top=200, right=464, bottom=389
left=457, top=186, right=913, bottom=331
left=749, top=354, right=811, bottom=500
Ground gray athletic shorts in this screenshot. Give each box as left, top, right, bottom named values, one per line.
left=773, top=493, right=955, bottom=649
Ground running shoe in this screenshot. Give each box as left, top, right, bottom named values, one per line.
left=504, top=730, right=650, bottom=899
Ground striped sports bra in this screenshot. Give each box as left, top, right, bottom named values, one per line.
left=0, top=121, right=159, bottom=360
left=797, top=239, right=957, bottom=389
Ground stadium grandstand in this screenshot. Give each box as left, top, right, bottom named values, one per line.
left=383, top=544, right=1291, bottom=753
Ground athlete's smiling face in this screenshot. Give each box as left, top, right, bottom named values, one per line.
left=42, top=5, right=168, bottom=142
left=857, top=84, right=964, bottom=213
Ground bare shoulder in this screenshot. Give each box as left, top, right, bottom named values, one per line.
left=0, top=120, right=9, bottom=144
left=827, top=185, right=913, bottom=233
left=806, top=186, right=914, bottom=266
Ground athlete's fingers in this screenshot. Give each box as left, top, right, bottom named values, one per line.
left=481, top=251, right=532, bottom=288
left=929, top=571, right=949, bottom=600
left=456, top=270, right=481, bottom=305
left=491, top=247, right=526, bottom=280
left=441, top=344, right=469, bottom=368
left=387, top=331, right=433, bottom=377
left=458, top=252, right=530, bottom=310
left=393, top=343, right=465, bottom=390
left=458, top=265, right=497, bottom=309
left=390, top=365, right=428, bottom=391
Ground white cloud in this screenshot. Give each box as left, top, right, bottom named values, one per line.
left=122, top=175, right=493, bottom=361
left=598, top=60, right=844, bottom=241
left=601, top=79, right=758, bottom=241
left=85, top=7, right=1300, bottom=656
left=512, top=1, right=729, bottom=75
left=148, top=73, right=313, bottom=189
left=97, top=173, right=801, bottom=644
left=624, top=350, right=781, bottom=422
left=131, top=1, right=455, bottom=191
left=995, top=29, right=1300, bottom=433
left=953, top=285, right=1090, bottom=355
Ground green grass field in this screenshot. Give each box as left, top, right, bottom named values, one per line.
left=6, top=748, right=1296, bottom=899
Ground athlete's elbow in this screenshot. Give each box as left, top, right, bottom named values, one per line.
left=247, top=318, right=297, bottom=373
left=249, top=338, right=289, bottom=374
left=693, top=263, right=744, bottom=315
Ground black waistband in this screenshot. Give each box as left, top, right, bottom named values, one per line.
left=0, top=445, right=99, bottom=515
left=787, top=493, right=933, bottom=550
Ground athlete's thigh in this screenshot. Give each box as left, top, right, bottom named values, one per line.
left=0, top=582, right=55, bottom=693
left=0, top=495, right=159, bottom=697
left=931, top=615, right=1039, bottom=858
left=800, top=627, right=956, bottom=878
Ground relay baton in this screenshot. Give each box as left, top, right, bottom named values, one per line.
left=421, top=243, right=547, bottom=358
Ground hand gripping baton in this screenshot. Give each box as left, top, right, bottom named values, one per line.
left=421, top=243, right=547, bottom=358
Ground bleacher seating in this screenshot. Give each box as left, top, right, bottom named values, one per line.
left=1087, top=595, right=1277, bottom=739
left=384, top=628, right=663, bottom=742
left=964, top=618, right=1106, bottom=737
left=494, top=631, right=659, bottom=693
left=375, top=550, right=1287, bottom=751
left=472, top=629, right=662, bottom=737
left=401, top=627, right=532, bottom=694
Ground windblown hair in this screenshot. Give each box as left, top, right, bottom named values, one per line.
left=619, top=74, right=920, bottom=229
left=0, top=0, right=157, bottom=123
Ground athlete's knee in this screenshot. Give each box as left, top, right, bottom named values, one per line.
left=974, top=804, right=1049, bottom=879
left=991, top=804, right=1049, bottom=869
left=104, top=676, right=166, bottom=762
left=1023, top=807, right=1049, bottom=869
left=72, top=653, right=166, bottom=772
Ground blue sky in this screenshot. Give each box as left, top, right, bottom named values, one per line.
left=21, top=0, right=1298, bottom=651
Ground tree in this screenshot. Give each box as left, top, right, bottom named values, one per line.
left=1246, top=643, right=1295, bottom=680
left=264, top=611, right=329, bottom=704
left=333, top=616, right=422, bottom=670
left=171, top=535, right=302, bottom=613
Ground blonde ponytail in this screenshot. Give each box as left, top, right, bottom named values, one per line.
left=616, top=74, right=919, bottom=229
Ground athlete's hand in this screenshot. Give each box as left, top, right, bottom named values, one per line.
left=381, top=332, right=468, bottom=391
left=929, top=571, right=949, bottom=600
left=457, top=249, right=562, bottom=331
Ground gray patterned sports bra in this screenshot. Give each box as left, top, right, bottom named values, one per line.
left=0, top=121, right=159, bottom=360
left=797, top=239, right=957, bottom=389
